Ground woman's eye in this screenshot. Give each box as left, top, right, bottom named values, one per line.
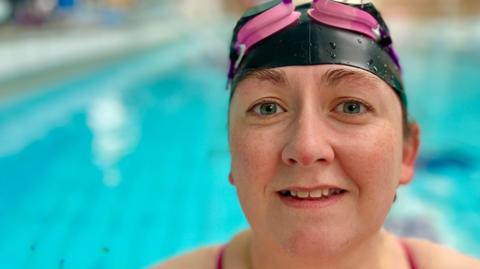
left=335, top=100, right=368, bottom=114
left=252, top=102, right=285, bottom=116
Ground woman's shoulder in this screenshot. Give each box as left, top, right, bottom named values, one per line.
left=404, top=237, right=480, bottom=269
left=152, top=245, right=222, bottom=269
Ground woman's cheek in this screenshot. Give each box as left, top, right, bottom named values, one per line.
left=230, top=127, right=280, bottom=184
left=230, top=128, right=280, bottom=228
left=336, top=123, right=401, bottom=187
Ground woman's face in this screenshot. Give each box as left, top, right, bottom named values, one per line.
left=228, top=65, right=419, bottom=255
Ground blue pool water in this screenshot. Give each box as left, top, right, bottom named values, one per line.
left=0, top=38, right=479, bottom=267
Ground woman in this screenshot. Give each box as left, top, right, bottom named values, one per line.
left=156, top=1, right=480, bottom=268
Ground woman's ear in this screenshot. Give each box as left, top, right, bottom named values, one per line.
left=399, top=123, right=420, bottom=185
left=229, top=172, right=235, bottom=185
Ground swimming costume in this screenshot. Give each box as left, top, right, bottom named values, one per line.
left=216, top=245, right=226, bottom=269
left=400, top=239, right=419, bottom=269
left=215, top=239, right=418, bottom=269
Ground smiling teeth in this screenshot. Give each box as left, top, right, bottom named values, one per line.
left=297, top=191, right=309, bottom=198
left=310, top=189, right=323, bottom=198
left=282, top=188, right=343, bottom=199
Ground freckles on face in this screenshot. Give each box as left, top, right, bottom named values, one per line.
left=336, top=120, right=401, bottom=182
left=228, top=76, right=290, bottom=188
left=228, top=65, right=406, bottom=252
left=331, top=114, right=403, bottom=228
left=228, top=109, right=282, bottom=232
left=229, top=126, right=281, bottom=186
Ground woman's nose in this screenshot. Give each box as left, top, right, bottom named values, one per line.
left=281, top=112, right=335, bottom=167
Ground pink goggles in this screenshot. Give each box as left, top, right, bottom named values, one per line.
left=234, top=0, right=397, bottom=70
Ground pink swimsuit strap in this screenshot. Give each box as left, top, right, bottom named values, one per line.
left=216, top=239, right=418, bottom=269
left=216, top=245, right=227, bottom=269
left=400, top=239, right=419, bottom=269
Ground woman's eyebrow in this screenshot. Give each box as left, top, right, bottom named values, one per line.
left=242, top=69, right=287, bottom=86
left=321, top=68, right=380, bottom=88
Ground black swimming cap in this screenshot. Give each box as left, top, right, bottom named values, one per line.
left=228, top=1, right=406, bottom=105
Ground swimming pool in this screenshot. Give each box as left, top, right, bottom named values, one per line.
left=0, top=33, right=479, bottom=268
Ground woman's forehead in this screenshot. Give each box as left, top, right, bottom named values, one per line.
left=235, top=65, right=390, bottom=96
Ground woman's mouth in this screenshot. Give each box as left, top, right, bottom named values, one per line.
left=277, top=187, right=347, bottom=208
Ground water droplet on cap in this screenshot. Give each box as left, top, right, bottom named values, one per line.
left=329, top=51, right=337, bottom=59
left=329, top=42, right=337, bottom=49
left=368, top=59, right=374, bottom=66
left=357, top=39, right=362, bottom=44
left=373, top=66, right=378, bottom=72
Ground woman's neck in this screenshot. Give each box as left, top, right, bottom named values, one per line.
left=248, top=228, right=402, bottom=269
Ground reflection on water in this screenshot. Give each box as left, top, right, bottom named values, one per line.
left=87, top=94, right=139, bottom=187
